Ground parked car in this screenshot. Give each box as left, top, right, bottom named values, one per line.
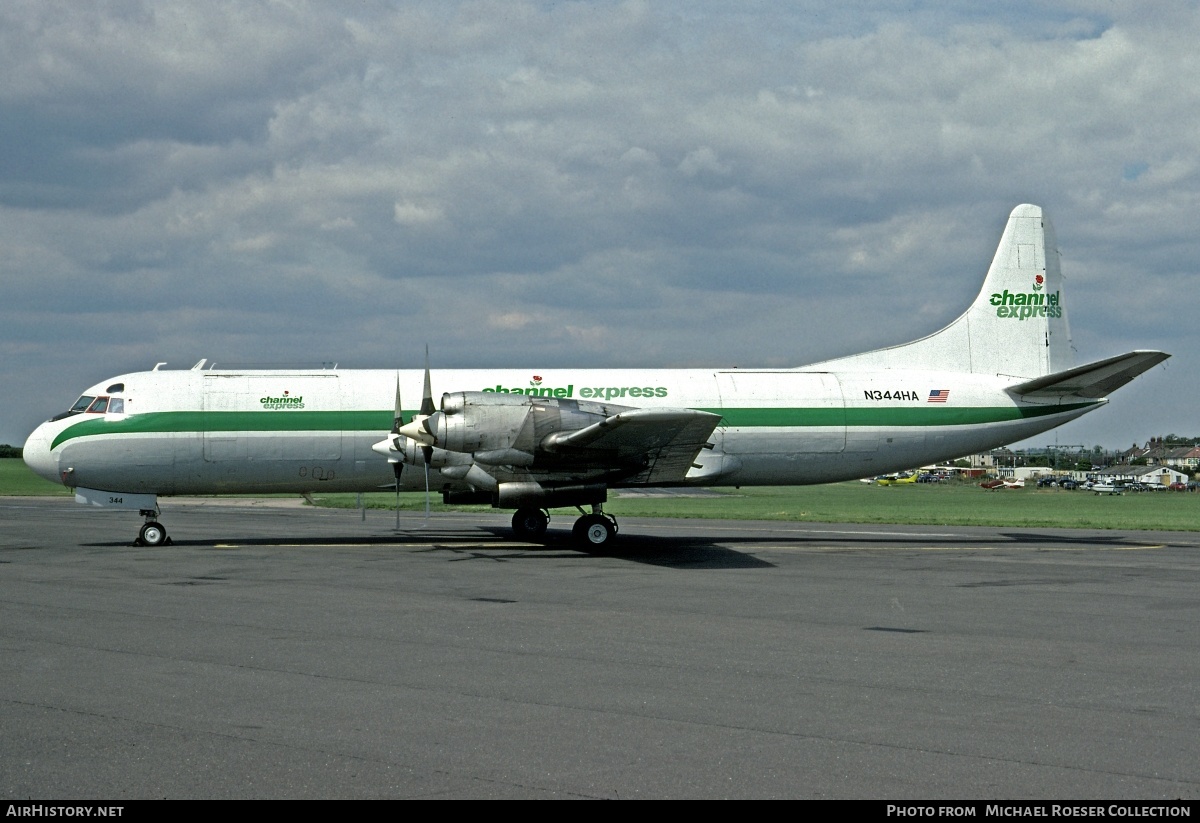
left=1169, top=482, right=1188, bottom=491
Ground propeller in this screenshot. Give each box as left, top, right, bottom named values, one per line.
left=418, top=347, right=433, bottom=525
left=391, top=373, right=403, bottom=530
left=398, top=346, right=440, bottom=454
left=418, top=346, right=436, bottom=468
left=372, top=348, right=486, bottom=528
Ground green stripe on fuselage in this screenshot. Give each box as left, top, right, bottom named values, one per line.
left=50, top=402, right=1099, bottom=451
left=51, top=410, right=394, bottom=450
left=703, top=402, right=1098, bottom=428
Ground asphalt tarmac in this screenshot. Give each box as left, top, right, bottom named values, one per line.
left=2, top=497, right=1198, bottom=799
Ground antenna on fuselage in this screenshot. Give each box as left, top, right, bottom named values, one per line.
left=191, top=359, right=207, bottom=370
left=152, top=362, right=167, bottom=371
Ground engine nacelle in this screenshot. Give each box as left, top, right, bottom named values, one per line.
left=425, top=392, right=626, bottom=458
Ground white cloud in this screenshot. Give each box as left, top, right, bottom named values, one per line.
left=1, top=1, right=1197, bottom=447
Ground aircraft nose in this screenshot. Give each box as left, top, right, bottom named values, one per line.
left=23, top=423, right=61, bottom=485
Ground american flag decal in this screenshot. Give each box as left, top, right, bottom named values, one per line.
left=928, top=389, right=950, bottom=403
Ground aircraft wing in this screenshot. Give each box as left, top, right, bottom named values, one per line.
left=541, top=407, right=723, bottom=484
left=1009, top=350, right=1170, bottom=399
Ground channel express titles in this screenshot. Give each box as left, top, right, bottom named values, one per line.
left=990, top=289, right=1063, bottom=320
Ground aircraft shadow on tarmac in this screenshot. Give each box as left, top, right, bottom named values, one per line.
left=77, top=523, right=1176, bottom=570
left=995, top=531, right=1146, bottom=546
left=78, top=528, right=775, bottom=570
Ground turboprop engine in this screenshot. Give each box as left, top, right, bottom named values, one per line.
left=399, top=392, right=631, bottom=466
left=376, top=361, right=685, bottom=536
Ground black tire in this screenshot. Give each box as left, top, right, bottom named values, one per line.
left=139, top=521, right=167, bottom=547
left=575, top=514, right=615, bottom=547
left=511, top=508, right=548, bottom=539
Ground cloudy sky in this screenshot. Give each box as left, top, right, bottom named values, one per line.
left=2, top=0, right=1195, bottom=451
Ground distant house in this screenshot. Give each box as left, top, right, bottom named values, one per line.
left=1095, top=464, right=1189, bottom=486
left=1118, top=442, right=1148, bottom=464
left=970, top=449, right=1013, bottom=470
left=1163, top=446, right=1200, bottom=472
left=1118, top=439, right=1199, bottom=475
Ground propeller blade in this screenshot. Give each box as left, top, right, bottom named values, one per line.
left=422, top=460, right=431, bottom=527
left=419, top=350, right=434, bottom=527
left=419, top=345, right=436, bottom=418
left=392, top=373, right=404, bottom=433
left=392, top=372, right=403, bottom=529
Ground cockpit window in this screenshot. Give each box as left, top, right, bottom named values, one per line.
left=108, top=397, right=125, bottom=414
left=49, top=394, right=99, bottom=422
left=86, top=396, right=110, bottom=413
left=106, top=383, right=124, bottom=393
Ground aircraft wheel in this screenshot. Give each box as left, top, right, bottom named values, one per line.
left=139, top=521, right=168, bottom=547
left=574, top=514, right=616, bottom=547
left=511, top=508, right=549, bottom=539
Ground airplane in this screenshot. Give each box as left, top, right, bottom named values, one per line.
left=874, top=472, right=918, bottom=486
left=23, top=204, right=1169, bottom=548
left=980, top=477, right=1025, bottom=490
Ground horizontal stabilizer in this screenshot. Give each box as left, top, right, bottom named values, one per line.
left=1008, top=350, right=1170, bottom=399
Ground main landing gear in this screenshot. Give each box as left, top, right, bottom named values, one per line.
left=511, top=507, right=550, bottom=539
left=511, top=505, right=617, bottom=547
left=135, top=508, right=171, bottom=547
left=572, top=509, right=618, bottom=547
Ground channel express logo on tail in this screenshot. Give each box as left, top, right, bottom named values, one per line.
left=991, top=277, right=1062, bottom=321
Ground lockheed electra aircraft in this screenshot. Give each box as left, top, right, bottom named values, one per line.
left=23, top=205, right=1169, bottom=547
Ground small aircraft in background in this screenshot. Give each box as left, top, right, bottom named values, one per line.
left=980, top=478, right=1026, bottom=490
left=874, top=472, right=919, bottom=486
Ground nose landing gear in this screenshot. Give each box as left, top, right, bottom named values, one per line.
left=135, top=508, right=171, bottom=546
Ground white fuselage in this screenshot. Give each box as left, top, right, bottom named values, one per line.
left=23, top=365, right=1100, bottom=497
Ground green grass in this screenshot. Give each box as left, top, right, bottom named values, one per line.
left=308, top=480, right=1200, bottom=532
left=3, top=458, right=1196, bottom=530
left=0, top=458, right=72, bottom=496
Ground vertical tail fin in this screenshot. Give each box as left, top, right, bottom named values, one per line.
left=809, top=204, right=1074, bottom=379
